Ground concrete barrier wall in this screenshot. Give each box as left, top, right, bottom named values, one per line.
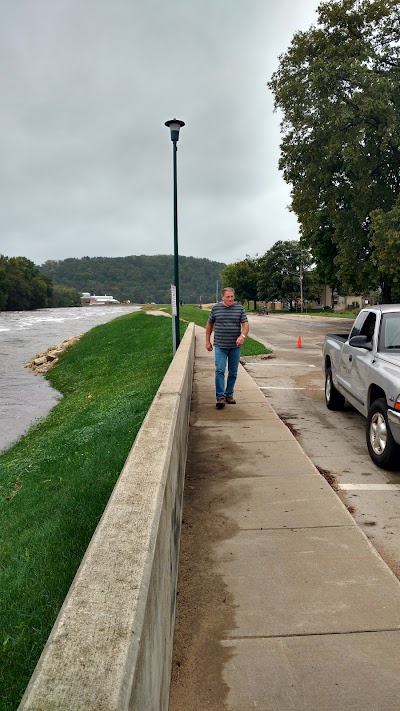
left=19, top=323, right=195, bottom=711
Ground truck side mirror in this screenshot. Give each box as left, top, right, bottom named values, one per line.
left=349, top=335, right=373, bottom=351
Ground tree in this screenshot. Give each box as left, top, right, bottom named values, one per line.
left=268, top=0, right=400, bottom=300
left=0, top=255, right=12, bottom=310
left=221, top=257, right=259, bottom=309
left=6, top=257, right=52, bottom=310
left=49, top=285, right=81, bottom=307
left=257, top=240, right=316, bottom=309
left=303, top=217, right=340, bottom=307
left=0, top=256, right=53, bottom=311
left=370, top=196, right=400, bottom=291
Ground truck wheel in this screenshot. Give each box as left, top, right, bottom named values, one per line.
left=325, top=367, right=345, bottom=410
left=366, top=398, right=399, bottom=469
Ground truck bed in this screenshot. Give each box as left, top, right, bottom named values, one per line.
left=326, top=333, right=348, bottom=342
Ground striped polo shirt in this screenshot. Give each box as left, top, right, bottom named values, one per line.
left=208, top=302, right=248, bottom=348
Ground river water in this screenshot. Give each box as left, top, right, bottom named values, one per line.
left=0, top=305, right=141, bottom=453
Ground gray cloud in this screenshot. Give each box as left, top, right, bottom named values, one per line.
left=0, top=0, right=319, bottom=266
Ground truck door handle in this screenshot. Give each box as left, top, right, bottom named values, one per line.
left=349, top=355, right=352, bottom=362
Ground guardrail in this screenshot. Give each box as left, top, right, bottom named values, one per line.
left=19, top=322, right=195, bottom=711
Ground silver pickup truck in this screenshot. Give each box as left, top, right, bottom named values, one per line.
left=323, top=304, right=400, bottom=469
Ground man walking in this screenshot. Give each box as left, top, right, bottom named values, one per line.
left=205, top=287, right=249, bottom=409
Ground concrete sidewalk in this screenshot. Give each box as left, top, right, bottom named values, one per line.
left=171, top=327, right=400, bottom=711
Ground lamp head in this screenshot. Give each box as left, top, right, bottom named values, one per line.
left=165, top=118, right=185, bottom=142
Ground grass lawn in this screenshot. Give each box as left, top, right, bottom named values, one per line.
left=247, top=308, right=357, bottom=319
left=0, top=310, right=174, bottom=711
left=297, top=309, right=360, bottom=318
left=158, top=304, right=271, bottom=356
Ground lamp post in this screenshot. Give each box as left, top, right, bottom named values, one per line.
left=165, top=118, right=185, bottom=353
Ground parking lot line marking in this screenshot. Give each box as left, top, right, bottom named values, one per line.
left=247, top=363, right=317, bottom=367
left=259, top=386, right=324, bottom=391
left=338, top=483, right=400, bottom=491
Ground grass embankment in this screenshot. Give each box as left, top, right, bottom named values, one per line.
left=0, top=311, right=174, bottom=711
left=160, top=304, right=271, bottom=356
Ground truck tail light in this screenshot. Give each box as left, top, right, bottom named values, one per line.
left=394, top=398, right=400, bottom=411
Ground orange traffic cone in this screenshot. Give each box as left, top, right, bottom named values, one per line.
left=297, top=336, right=302, bottom=348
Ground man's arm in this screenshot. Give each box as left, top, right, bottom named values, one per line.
left=236, top=315, right=249, bottom=346
left=205, top=321, right=214, bottom=351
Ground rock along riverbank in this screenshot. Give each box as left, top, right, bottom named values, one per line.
left=24, top=335, right=83, bottom=374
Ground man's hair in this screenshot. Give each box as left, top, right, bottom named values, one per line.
left=222, top=287, right=235, bottom=296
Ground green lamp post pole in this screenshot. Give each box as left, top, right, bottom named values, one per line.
left=165, top=118, right=185, bottom=353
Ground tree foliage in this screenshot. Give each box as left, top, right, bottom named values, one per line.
left=221, top=257, right=259, bottom=308
left=220, top=242, right=320, bottom=309
left=38, top=255, right=226, bottom=304
left=257, top=240, right=319, bottom=308
left=48, top=285, right=82, bottom=308
left=0, top=256, right=54, bottom=311
left=370, top=197, right=400, bottom=289
left=268, top=0, right=400, bottom=300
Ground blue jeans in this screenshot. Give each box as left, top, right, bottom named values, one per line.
left=214, top=345, right=241, bottom=400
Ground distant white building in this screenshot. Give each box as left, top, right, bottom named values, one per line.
left=81, top=293, right=120, bottom=306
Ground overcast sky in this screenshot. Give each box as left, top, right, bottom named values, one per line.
left=0, top=0, right=320, bottom=267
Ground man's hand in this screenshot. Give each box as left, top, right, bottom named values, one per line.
left=236, top=334, right=246, bottom=346
left=205, top=323, right=213, bottom=351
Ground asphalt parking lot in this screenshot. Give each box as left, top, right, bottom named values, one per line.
left=244, top=312, right=400, bottom=579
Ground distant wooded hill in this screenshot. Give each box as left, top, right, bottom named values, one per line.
left=38, top=255, right=227, bottom=304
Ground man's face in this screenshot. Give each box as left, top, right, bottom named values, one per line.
left=222, top=290, right=235, bottom=307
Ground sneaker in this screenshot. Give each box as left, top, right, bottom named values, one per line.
left=216, top=398, right=226, bottom=409
left=225, top=396, right=236, bottom=404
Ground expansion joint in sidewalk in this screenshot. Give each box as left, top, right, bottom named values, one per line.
left=239, top=524, right=357, bottom=532
left=226, top=628, right=400, bottom=641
